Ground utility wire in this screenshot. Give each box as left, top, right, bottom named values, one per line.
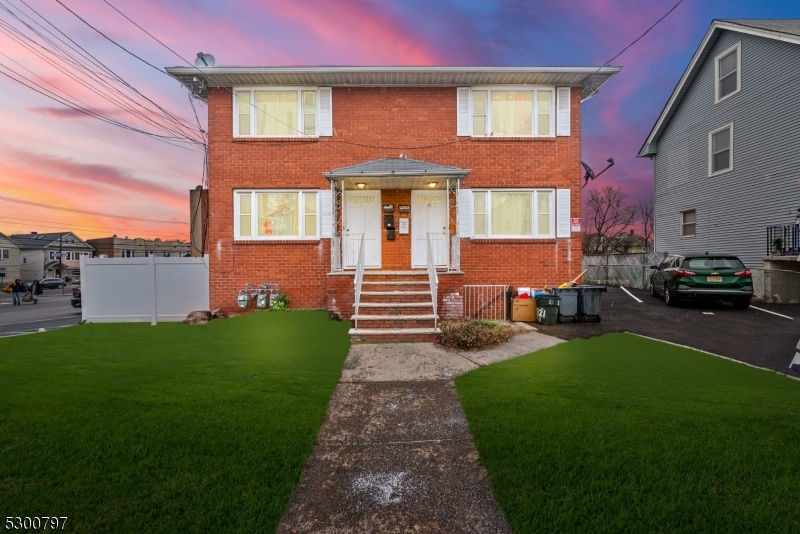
left=0, top=66, right=203, bottom=151
left=7, top=0, right=204, bottom=140
left=53, top=0, right=167, bottom=74
left=0, top=195, right=190, bottom=224
left=0, top=1, right=205, bottom=145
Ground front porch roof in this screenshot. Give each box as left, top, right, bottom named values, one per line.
left=324, top=158, right=470, bottom=189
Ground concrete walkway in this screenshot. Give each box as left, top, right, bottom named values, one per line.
left=277, top=330, right=563, bottom=533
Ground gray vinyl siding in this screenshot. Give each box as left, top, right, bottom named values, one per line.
left=653, top=30, right=800, bottom=268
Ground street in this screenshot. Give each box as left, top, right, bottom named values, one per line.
left=0, top=288, right=81, bottom=336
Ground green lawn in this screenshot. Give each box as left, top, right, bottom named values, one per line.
left=0, top=312, right=350, bottom=533
left=455, top=333, right=800, bottom=534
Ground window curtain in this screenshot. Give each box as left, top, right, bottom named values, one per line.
left=491, top=91, right=532, bottom=135
left=255, top=92, right=297, bottom=136
left=257, top=193, right=298, bottom=236
left=491, top=192, right=532, bottom=235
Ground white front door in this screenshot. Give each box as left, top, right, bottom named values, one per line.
left=411, top=190, right=448, bottom=268
left=344, top=190, right=381, bottom=269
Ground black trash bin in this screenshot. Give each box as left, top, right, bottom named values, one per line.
left=553, top=287, right=580, bottom=322
left=535, top=295, right=560, bottom=326
left=578, top=285, right=607, bottom=322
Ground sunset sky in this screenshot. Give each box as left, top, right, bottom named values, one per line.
left=0, top=0, right=797, bottom=241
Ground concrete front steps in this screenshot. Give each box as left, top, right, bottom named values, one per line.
left=349, top=271, right=441, bottom=342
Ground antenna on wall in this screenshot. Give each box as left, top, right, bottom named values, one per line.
left=195, top=52, right=215, bottom=68
left=581, top=158, right=615, bottom=188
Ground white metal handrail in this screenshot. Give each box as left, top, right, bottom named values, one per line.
left=353, top=233, right=366, bottom=329
left=426, top=233, right=439, bottom=329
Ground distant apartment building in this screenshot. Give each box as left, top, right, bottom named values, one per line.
left=87, top=235, right=191, bottom=258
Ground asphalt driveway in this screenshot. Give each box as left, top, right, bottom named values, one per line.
left=535, top=286, right=800, bottom=379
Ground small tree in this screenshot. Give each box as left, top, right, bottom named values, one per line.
left=583, top=186, right=637, bottom=255
left=637, top=196, right=654, bottom=252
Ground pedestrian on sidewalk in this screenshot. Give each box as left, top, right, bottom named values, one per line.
left=11, top=279, right=25, bottom=306
left=31, top=280, right=43, bottom=304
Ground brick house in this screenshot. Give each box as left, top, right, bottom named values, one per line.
left=166, top=66, right=620, bottom=340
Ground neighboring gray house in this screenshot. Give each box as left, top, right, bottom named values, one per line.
left=638, top=19, right=800, bottom=268
left=11, top=232, right=94, bottom=281
left=0, top=232, right=22, bottom=284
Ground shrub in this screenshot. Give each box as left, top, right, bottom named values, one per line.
left=440, top=319, right=514, bottom=351
left=270, top=293, right=290, bottom=311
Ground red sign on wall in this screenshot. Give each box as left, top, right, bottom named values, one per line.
left=571, top=218, right=581, bottom=232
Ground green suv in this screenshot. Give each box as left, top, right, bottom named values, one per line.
left=648, top=255, right=753, bottom=309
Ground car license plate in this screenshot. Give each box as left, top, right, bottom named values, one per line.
left=707, top=276, right=722, bottom=282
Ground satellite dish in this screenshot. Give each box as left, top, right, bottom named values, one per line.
left=195, top=53, right=215, bottom=67
left=581, top=161, right=596, bottom=180
left=581, top=158, right=615, bottom=188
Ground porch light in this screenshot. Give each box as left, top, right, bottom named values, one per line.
left=427, top=182, right=438, bottom=188
left=356, top=183, right=366, bottom=189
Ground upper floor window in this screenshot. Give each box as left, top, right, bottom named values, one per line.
left=681, top=210, right=696, bottom=237
left=234, top=88, right=331, bottom=137
left=468, top=88, right=554, bottom=137
left=122, top=250, right=135, bottom=258
left=709, top=123, right=733, bottom=176
left=715, top=42, right=740, bottom=102
left=471, top=189, right=555, bottom=238
left=234, top=190, right=318, bottom=240
left=0, top=248, right=9, bottom=259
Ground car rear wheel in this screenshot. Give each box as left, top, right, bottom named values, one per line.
left=664, top=284, right=678, bottom=307
left=649, top=282, right=658, bottom=298
left=733, top=298, right=751, bottom=310
left=58, top=283, right=65, bottom=289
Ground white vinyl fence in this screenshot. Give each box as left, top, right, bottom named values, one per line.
left=80, top=255, right=209, bottom=324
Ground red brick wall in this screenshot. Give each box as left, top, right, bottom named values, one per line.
left=207, top=86, right=583, bottom=313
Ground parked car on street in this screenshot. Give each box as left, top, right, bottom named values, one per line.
left=648, top=254, right=753, bottom=309
left=71, top=286, right=81, bottom=308
left=40, top=278, right=66, bottom=289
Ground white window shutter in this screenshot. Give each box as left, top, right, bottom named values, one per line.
left=557, top=87, right=571, bottom=137
left=556, top=189, right=571, bottom=238
left=319, top=87, right=332, bottom=136
left=458, top=189, right=472, bottom=238
left=457, top=87, right=471, bottom=136
left=319, top=189, right=333, bottom=238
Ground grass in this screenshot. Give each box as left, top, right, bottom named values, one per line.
left=455, top=333, right=800, bottom=534
left=0, top=311, right=350, bottom=533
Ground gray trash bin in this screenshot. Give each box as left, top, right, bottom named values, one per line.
left=553, top=287, right=580, bottom=323
left=578, top=285, right=607, bottom=322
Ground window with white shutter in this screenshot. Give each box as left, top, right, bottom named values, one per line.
left=457, top=88, right=471, bottom=136
left=319, top=189, right=333, bottom=238
left=556, top=189, right=571, bottom=237
left=458, top=189, right=472, bottom=238
left=319, top=87, right=332, bottom=136
left=556, top=87, right=571, bottom=136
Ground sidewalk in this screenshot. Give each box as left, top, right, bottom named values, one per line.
left=277, top=331, right=563, bottom=533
